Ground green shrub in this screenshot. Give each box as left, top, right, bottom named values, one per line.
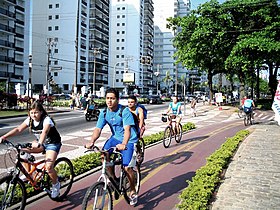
left=178, top=130, right=250, bottom=210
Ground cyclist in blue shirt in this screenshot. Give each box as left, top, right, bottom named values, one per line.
left=85, top=88, right=138, bottom=206
left=166, top=95, right=182, bottom=133
left=243, top=95, right=255, bottom=118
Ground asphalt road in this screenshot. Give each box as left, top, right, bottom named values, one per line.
left=0, top=103, right=169, bottom=149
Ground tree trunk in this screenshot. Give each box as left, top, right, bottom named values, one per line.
left=207, top=71, right=213, bottom=104
left=256, top=67, right=260, bottom=100
left=268, top=62, right=278, bottom=101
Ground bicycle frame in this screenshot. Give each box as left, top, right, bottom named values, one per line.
left=6, top=142, right=49, bottom=192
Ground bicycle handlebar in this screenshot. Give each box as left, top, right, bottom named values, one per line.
left=84, top=146, right=125, bottom=155
left=2, top=139, right=32, bottom=150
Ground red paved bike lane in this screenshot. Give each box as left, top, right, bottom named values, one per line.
left=26, top=120, right=244, bottom=210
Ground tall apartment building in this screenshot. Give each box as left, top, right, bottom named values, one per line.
left=153, top=0, right=191, bottom=95
left=32, top=0, right=109, bottom=95
left=109, top=0, right=154, bottom=95
left=0, top=0, right=30, bottom=94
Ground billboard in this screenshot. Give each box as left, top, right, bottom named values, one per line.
left=123, top=73, right=135, bottom=83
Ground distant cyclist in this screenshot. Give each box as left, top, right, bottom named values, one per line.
left=127, top=95, right=145, bottom=138
left=243, top=95, right=255, bottom=118
left=166, top=95, right=182, bottom=132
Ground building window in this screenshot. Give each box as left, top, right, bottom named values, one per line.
left=48, top=15, right=52, bottom=20
left=121, top=39, right=125, bottom=42
left=122, top=7, right=125, bottom=10
left=54, top=49, right=58, bottom=53
left=121, top=47, right=124, bottom=50
left=121, top=55, right=125, bottom=58
left=117, top=23, right=120, bottom=26
left=54, top=37, right=58, bottom=42
left=122, top=23, right=125, bottom=26
left=116, top=79, right=119, bottom=82
left=55, top=26, right=59, bottom=30
left=117, top=31, right=120, bottom=34
left=48, top=26, right=52, bottom=31
left=116, top=39, right=120, bottom=42
left=49, top=4, right=52, bottom=9
left=55, top=15, right=59, bottom=19
left=116, top=47, right=119, bottom=50
left=54, top=60, right=58, bottom=65
left=55, top=3, right=59, bottom=8
left=117, top=15, right=120, bottom=18
left=122, top=31, right=125, bottom=34
left=117, top=7, right=120, bottom=10
left=54, top=72, right=58, bottom=76
left=122, top=15, right=125, bottom=18
left=116, top=55, right=119, bottom=58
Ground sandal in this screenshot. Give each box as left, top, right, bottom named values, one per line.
left=129, top=192, right=138, bottom=206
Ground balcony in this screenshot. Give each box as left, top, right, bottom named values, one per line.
left=0, top=8, right=15, bottom=18
left=0, top=40, right=14, bottom=48
left=0, top=23, right=15, bottom=33
left=0, top=55, right=14, bottom=63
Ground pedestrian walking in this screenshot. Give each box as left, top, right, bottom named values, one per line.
left=190, top=97, right=197, bottom=117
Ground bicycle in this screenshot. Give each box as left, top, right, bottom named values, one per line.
left=0, top=140, right=74, bottom=210
left=244, top=110, right=253, bottom=126
left=82, top=146, right=141, bottom=210
left=161, top=113, right=183, bottom=148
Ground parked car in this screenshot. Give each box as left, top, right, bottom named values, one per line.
left=148, top=95, right=162, bottom=104
left=52, top=94, right=72, bottom=100
left=186, top=94, right=196, bottom=103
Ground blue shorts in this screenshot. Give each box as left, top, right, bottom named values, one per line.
left=43, top=143, right=62, bottom=153
left=103, top=137, right=136, bottom=167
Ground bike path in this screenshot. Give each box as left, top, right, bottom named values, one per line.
left=26, top=119, right=245, bottom=210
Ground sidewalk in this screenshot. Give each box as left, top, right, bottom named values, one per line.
left=211, top=122, right=280, bottom=210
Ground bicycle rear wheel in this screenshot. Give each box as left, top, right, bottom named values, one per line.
left=47, top=157, right=74, bottom=201
left=82, top=181, right=113, bottom=210
left=244, top=115, right=249, bottom=126
left=122, top=165, right=141, bottom=204
left=238, top=108, right=243, bottom=118
left=163, top=126, right=172, bottom=148
left=136, top=138, right=145, bottom=165
left=0, top=175, right=26, bottom=210
left=175, top=123, right=183, bottom=143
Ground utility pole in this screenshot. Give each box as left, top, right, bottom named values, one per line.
left=175, top=65, right=178, bottom=96
left=93, top=48, right=101, bottom=95
left=74, top=0, right=80, bottom=95
left=46, top=38, right=56, bottom=108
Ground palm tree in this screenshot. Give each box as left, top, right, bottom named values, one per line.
left=162, top=70, right=173, bottom=94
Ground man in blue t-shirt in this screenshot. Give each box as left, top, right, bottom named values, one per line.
left=243, top=95, right=255, bottom=117
left=85, top=88, right=138, bottom=206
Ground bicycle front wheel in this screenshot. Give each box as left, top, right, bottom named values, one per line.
left=238, top=109, right=243, bottom=118
left=122, top=165, right=141, bottom=204
left=47, top=157, right=74, bottom=201
left=0, top=176, right=26, bottom=210
left=175, top=123, right=183, bottom=143
left=82, top=182, right=113, bottom=210
left=163, top=126, right=172, bottom=148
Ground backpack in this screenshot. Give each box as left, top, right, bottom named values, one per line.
left=103, top=105, right=140, bottom=138
left=136, top=103, right=147, bottom=119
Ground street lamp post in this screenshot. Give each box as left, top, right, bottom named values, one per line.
left=92, top=48, right=101, bottom=95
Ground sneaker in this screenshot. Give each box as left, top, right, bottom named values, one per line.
left=51, top=181, right=60, bottom=198
left=129, top=193, right=138, bottom=206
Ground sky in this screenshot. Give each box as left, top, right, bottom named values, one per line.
left=191, top=0, right=226, bottom=10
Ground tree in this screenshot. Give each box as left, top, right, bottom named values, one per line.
left=162, top=71, right=173, bottom=94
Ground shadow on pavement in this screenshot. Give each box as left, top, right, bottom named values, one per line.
left=136, top=171, right=195, bottom=209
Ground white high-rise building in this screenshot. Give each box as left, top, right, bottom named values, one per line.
left=153, top=0, right=191, bottom=95
left=32, top=0, right=110, bottom=95
left=109, top=0, right=154, bottom=94
left=0, top=0, right=30, bottom=95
